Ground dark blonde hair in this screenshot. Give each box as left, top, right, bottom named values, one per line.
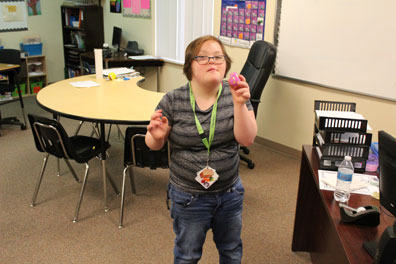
left=183, top=35, right=232, bottom=81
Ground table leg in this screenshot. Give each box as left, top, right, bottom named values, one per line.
left=100, top=123, right=108, bottom=212
left=14, top=70, right=27, bottom=129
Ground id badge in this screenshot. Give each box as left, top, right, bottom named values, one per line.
left=195, top=167, right=219, bottom=189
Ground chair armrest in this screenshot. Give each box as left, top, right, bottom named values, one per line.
left=251, top=98, right=261, bottom=104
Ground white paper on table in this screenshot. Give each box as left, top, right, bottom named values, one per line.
left=318, top=170, right=379, bottom=196
left=69, top=81, right=100, bottom=88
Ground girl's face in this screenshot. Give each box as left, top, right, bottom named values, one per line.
left=191, top=40, right=226, bottom=87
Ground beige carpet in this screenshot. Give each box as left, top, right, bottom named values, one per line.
left=0, top=96, right=311, bottom=263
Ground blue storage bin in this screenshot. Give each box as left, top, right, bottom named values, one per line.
left=0, top=46, right=3, bottom=50
left=20, top=43, right=42, bottom=56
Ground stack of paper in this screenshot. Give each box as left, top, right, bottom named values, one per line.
left=318, top=170, right=379, bottom=196
left=102, top=67, right=135, bottom=76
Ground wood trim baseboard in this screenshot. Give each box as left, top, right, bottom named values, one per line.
left=254, top=136, right=302, bottom=160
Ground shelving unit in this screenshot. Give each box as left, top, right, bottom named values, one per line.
left=4, top=55, right=47, bottom=99
left=61, top=4, right=104, bottom=78
left=24, top=55, right=48, bottom=94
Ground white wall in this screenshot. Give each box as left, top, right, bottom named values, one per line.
left=157, top=0, right=396, bottom=151
left=3, top=0, right=395, bottom=151
left=102, top=0, right=157, bottom=90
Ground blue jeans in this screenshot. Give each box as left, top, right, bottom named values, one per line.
left=169, top=179, right=244, bottom=264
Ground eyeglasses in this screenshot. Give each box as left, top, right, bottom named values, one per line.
left=193, top=55, right=226, bottom=65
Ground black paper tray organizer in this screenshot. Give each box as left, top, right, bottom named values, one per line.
left=315, top=114, right=368, bottom=133
left=314, top=135, right=370, bottom=159
left=315, top=146, right=367, bottom=172
left=312, top=100, right=371, bottom=172
left=314, top=129, right=372, bottom=146
left=314, top=100, right=356, bottom=112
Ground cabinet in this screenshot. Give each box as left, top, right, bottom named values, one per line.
left=61, top=4, right=104, bottom=78
left=0, top=55, right=47, bottom=99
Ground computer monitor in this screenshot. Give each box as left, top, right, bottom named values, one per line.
left=362, top=130, right=396, bottom=261
left=112, top=26, right=122, bottom=52
left=378, top=130, right=396, bottom=217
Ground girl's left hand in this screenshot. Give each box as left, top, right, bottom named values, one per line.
left=229, top=74, right=251, bottom=105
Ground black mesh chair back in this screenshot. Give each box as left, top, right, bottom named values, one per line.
left=28, top=114, right=113, bottom=223
left=0, top=49, right=26, bottom=134
left=119, top=126, right=170, bottom=228
left=0, top=49, right=21, bottom=92
left=240, top=40, right=277, bottom=116
left=0, top=49, right=21, bottom=71
left=239, top=41, right=277, bottom=169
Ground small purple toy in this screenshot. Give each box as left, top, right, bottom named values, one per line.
left=229, top=72, right=240, bottom=86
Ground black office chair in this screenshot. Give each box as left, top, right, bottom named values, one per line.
left=0, top=49, right=27, bottom=135
left=125, top=41, right=144, bottom=56
left=119, top=126, right=170, bottom=228
left=239, top=40, right=277, bottom=169
left=28, top=114, right=119, bottom=223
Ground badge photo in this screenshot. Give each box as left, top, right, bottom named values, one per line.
left=195, top=167, right=219, bottom=189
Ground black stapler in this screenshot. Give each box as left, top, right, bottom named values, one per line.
left=339, top=203, right=380, bottom=226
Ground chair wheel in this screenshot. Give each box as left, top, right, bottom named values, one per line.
left=21, top=125, right=26, bottom=130
left=243, top=148, right=250, bottom=154
left=248, top=162, right=255, bottom=169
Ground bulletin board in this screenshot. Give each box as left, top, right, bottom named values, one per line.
left=0, top=0, right=28, bottom=32
left=219, top=0, right=267, bottom=48
left=122, top=0, right=151, bottom=18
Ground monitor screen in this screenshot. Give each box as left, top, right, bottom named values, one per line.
left=112, top=26, right=122, bottom=52
left=378, top=130, right=396, bottom=217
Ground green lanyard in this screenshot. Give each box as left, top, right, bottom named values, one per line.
left=189, top=82, right=222, bottom=161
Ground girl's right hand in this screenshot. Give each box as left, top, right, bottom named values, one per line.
left=147, top=109, right=169, bottom=140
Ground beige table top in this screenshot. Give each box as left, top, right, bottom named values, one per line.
left=0, top=63, right=19, bottom=71
left=36, top=75, right=165, bottom=124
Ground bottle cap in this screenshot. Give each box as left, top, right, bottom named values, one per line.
left=345, top=156, right=352, bottom=161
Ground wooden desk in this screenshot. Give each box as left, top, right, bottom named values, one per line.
left=292, top=145, right=391, bottom=264
left=0, top=63, right=20, bottom=71
left=36, top=75, right=164, bottom=211
left=80, top=52, right=164, bottom=91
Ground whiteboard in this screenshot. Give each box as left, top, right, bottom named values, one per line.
left=273, top=0, right=396, bottom=101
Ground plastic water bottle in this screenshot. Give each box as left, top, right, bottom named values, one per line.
left=334, top=156, right=354, bottom=203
